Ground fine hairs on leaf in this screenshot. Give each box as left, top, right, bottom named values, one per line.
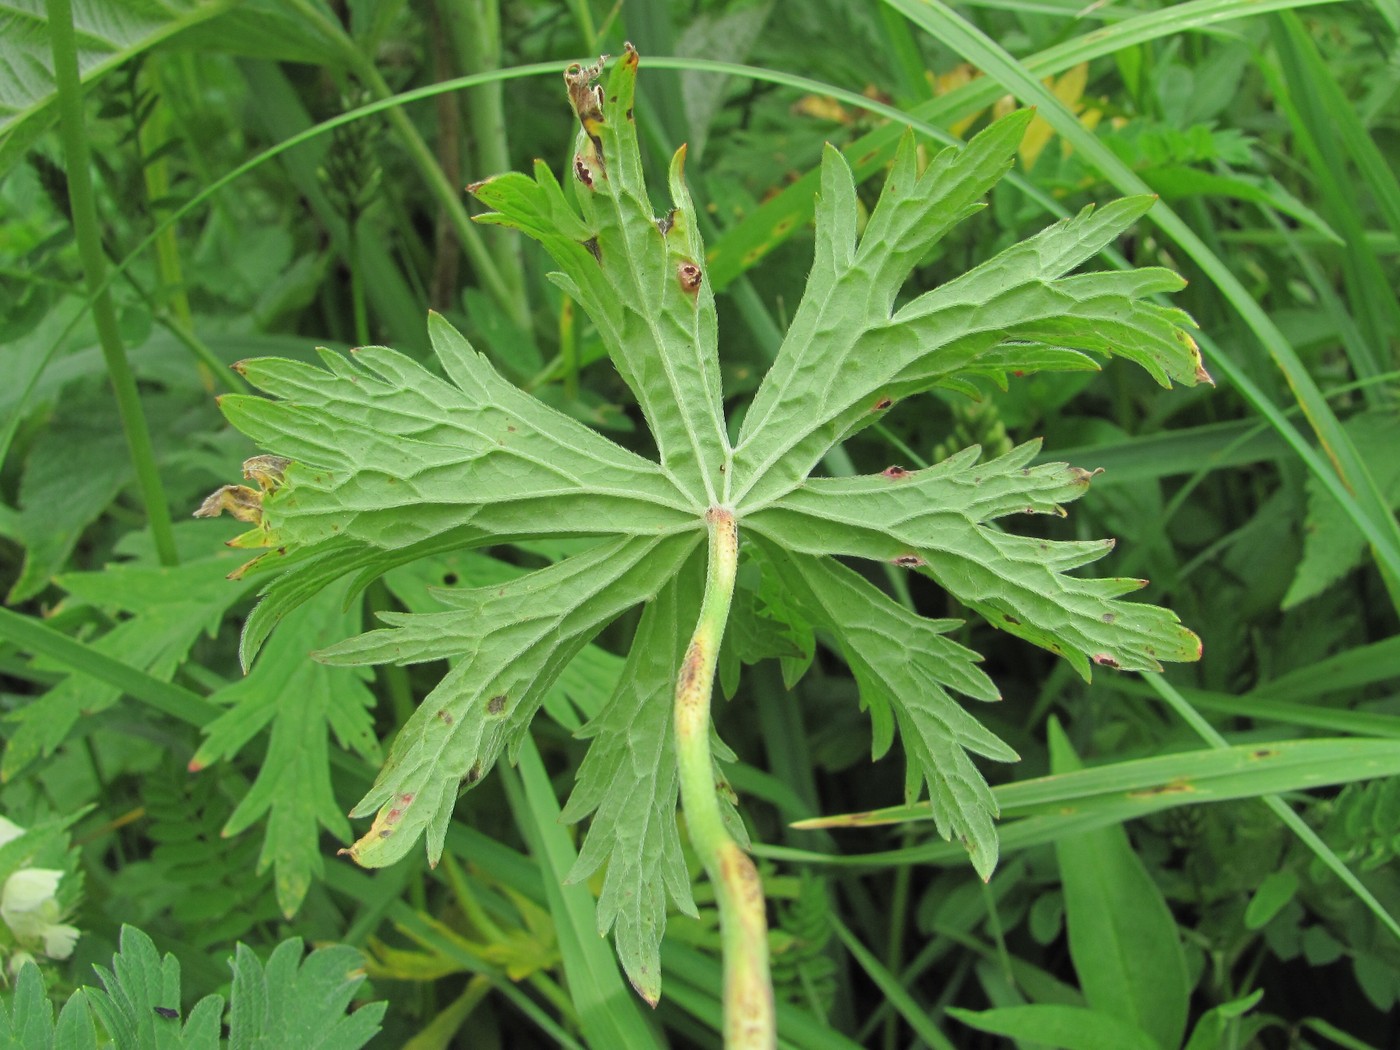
left=198, top=46, right=1206, bottom=1008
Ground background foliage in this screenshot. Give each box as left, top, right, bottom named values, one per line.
left=2, top=0, right=1398, bottom=1046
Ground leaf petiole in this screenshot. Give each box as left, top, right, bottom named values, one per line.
left=674, top=507, right=774, bottom=1048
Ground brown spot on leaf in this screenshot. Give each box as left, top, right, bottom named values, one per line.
left=487, top=694, right=506, bottom=715
left=574, top=155, right=594, bottom=188
left=1102, top=612, right=1116, bottom=623
left=464, top=762, right=482, bottom=785
left=657, top=209, right=676, bottom=235
left=677, top=261, right=703, bottom=294
left=873, top=397, right=893, bottom=411
left=892, top=554, right=924, bottom=568
left=1251, top=748, right=1278, bottom=760
left=882, top=465, right=909, bottom=480
left=1091, top=653, right=1121, bottom=669
left=581, top=236, right=601, bottom=263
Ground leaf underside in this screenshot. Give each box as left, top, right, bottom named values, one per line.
left=208, top=48, right=1204, bottom=1000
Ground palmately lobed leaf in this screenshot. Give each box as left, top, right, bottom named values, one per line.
left=201, top=47, right=1207, bottom=1007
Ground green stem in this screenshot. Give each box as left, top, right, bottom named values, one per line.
left=674, top=508, right=774, bottom=1049
left=46, top=0, right=178, bottom=567
left=445, top=0, right=526, bottom=307
left=349, top=218, right=370, bottom=346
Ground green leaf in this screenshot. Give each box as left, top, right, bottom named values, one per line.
left=191, top=581, right=380, bottom=917
left=225, top=938, right=384, bottom=1049
left=3, top=553, right=253, bottom=779
left=5, top=395, right=133, bottom=603
left=729, top=116, right=1206, bottom=508
left=0, top=0, right=346, bottom=176
left=560, top=565, right=703, bottom=1004
left=219, top=313, right=693, bottom=552
left=323, top=532, right=699, bottom=868
left=0, top=962, right=96, bottom=1050
left=1182, top=990, right=1265, bottom=1050
left=85, top=926, right=223, bottom=1050
left=510, top=741, right=664, bottom=1047
left=948, top=1003, right=1160, bottom=1050
left=1245, top=869, right=1300, bottom=930
left=753, top=541, right=1013, bottom=879
left=1285, top=411, right=1400, bottom=608
left=472, top=50, right=729, bottom=505
left=749, top=442, right=1201, bottom=679
left=1049, top=720, right=1190, bottom=1050
left=208, top=49, right=1204, bottom=1005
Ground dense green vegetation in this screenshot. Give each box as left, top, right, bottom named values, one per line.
left=2, top=1, right=1398, bottom=1047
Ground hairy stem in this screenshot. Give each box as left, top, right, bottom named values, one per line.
left=675, top=508, right=774, bottom=1049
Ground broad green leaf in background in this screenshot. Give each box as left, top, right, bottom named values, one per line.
left=2, top=551, right=253, bottom=780
left=804, top=737, right=1400, bottom=831
left=1049, top=719, right=1190, bottom=1050
left=1181, top=990, right=1266, bottom=1050
left=189, top=582, right=381, bottom=917
left=206, top=50, right=1205, bottom=1002
left=510, top=739, right=664, bottom=1045
left=1285, top=411, right=1400, bottom=608
left=0, top=0, right=346, bottom=174
left=948, top=1003, right=1160, bottom=1050
left=4, top=394, right=133, bottom=604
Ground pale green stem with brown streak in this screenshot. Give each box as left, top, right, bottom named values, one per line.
left=675, top=507, right=775, bottom=1049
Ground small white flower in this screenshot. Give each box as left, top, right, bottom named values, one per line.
left=0, top=821, right=80, bottom=962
